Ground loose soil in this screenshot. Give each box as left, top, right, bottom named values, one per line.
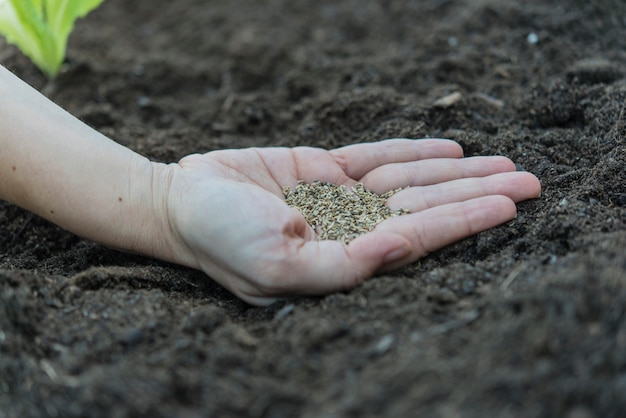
left=1, top=0, right=625, bottom=417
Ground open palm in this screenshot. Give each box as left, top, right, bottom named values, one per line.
left=165, top=139, right=541, bottom=305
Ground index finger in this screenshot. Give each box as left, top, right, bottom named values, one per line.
left=329, top=138, right=463, bottom=180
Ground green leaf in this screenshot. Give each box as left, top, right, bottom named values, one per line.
left=0, top=0, right=105, bottom=78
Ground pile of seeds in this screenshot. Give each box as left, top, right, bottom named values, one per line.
left=283, top=180, right=410, bottom=244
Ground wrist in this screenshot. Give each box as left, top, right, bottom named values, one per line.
left=136, top=160, right=198, bottom=270
left=119, top=158, right=182, bottom=265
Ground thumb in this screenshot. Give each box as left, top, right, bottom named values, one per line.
left=348, top=231, right=413, bottom=274
left=283, top=232, right=412, bottom=295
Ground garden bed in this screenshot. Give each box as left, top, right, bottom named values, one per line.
left=1, top=0, right=625, bottom=416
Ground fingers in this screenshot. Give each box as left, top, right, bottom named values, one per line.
left=361, top=156, right=517, bottom=193
left=387, top=171, right=542, bottom=212
left=330, top=138, right=463, bottom=180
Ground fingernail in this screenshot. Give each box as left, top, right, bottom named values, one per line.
left=383, top=245, right=411, bottom=264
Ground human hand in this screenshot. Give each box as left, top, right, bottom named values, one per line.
left=0, top=66, right=538, bottom=305
left=163, top=139, right=541, bottom=305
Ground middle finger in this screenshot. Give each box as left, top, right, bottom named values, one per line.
left=361, top=156, right=517, bottom=193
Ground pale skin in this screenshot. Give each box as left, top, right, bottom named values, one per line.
left=0, top=65, right=541, bottom=305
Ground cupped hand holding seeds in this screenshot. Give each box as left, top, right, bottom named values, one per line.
left=165, top=140, right=541, bottom=305
left=0, top=67, right=540, bottom=306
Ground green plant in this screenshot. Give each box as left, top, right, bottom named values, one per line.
left=0, top=0, right=105, bottom=78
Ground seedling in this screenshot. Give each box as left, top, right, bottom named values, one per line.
left=0, top=0, right=105, bottom=78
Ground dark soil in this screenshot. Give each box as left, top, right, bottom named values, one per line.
left=1, top=0, right=625, bottom=416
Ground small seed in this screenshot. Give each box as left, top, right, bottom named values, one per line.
left=283, top=180, right=410, bottom=244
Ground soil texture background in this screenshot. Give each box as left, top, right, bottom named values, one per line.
left=1, top=0, right=625, bottom=416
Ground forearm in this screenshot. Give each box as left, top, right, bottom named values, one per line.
left=0, top=65, right=174, bottom=260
